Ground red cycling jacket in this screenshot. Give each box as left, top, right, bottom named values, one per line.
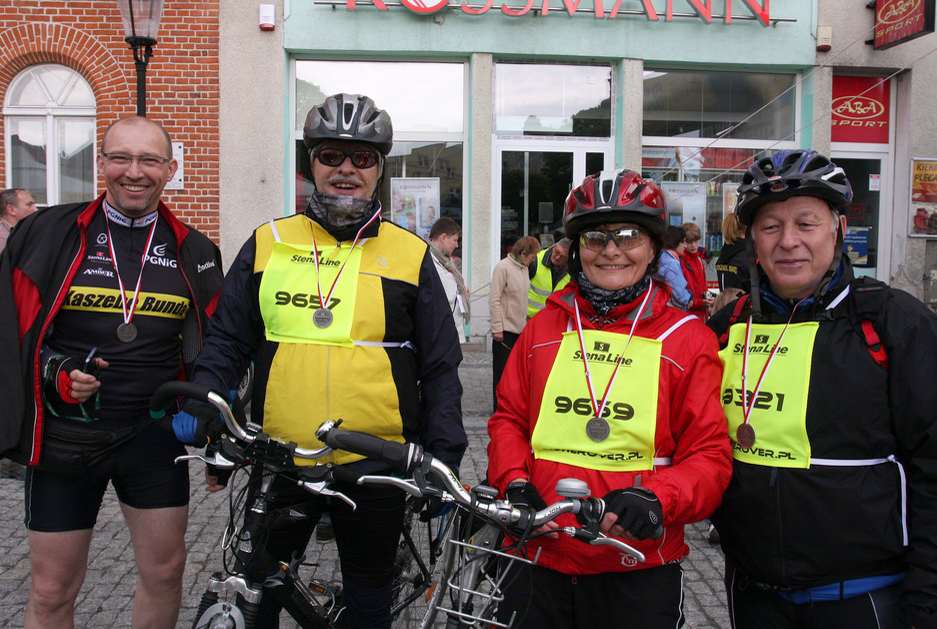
left=487, top=281, right=731, bottom=575
left=681, top=248, right=710, bottom=322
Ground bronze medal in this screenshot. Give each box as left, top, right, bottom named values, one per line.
left=736, top=423, right=756, bottom=448
left=586, top=418, right=610, bottom=442
left=117, top=322, right=138, bottom=343
left=313, top=307, right=333, bottom=329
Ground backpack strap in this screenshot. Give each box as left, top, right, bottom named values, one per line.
left=850, top=277, right=889, bottom=371
left=718, top=293, right=752, bottom=347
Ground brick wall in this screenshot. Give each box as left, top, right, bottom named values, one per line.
left=0, top=0, right=220, bottom=243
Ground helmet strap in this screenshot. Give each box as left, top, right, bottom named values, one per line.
left=813, top=217, right=844, bottom=300
left=745, top=236, right=764, bottom=316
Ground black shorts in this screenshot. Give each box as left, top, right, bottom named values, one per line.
left=24, top=423, right=189, bottom=532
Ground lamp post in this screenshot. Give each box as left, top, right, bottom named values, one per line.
left=117, top=0, right=164, bottom=117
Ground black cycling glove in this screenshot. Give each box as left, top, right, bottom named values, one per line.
left=505, top=480, right=547, bottom=512
left=603, top=487, right=664, bottom=540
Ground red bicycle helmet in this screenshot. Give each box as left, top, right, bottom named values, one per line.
left=564, top=169, right=667, bottom=237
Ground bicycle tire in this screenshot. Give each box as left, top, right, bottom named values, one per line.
left=192, top=599, right=251, bottom=629
left=389, top=499, right=456, bottom=628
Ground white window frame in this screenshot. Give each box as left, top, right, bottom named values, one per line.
left=3, top=65, right=96, bottom=206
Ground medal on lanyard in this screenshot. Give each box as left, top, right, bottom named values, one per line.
left=105, top=210, right=158, bottom=343
left=573, top=286, right=652, bottom=442
left=309, top=211, right=381, bottom=328
left=737, top=299, right=806, bottom=448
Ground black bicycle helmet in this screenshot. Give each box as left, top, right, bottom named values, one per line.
left=564, top=169, right=667, bottom=237
left=303, top=93, right=394, bottom=155
left=735, top=150, right=852, bottom=225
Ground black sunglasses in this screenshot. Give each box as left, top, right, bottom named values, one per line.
left=315, top=147, right=380, bottom=169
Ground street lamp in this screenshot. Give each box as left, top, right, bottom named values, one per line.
left=117, top=0, right=164, bottom=117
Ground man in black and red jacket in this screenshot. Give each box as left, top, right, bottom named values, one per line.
left=0, top=116, right=222, bottom=628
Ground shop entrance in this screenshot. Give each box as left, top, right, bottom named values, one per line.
left=832, top=153, right=889, bottom=280
left=492, top=142, right=610, bottom=264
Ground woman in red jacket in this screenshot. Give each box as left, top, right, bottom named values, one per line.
left=487, top=169, right=732, bottom=628
left=680, top=221, right=714, bottom=321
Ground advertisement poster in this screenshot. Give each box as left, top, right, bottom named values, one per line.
left=390, top=178, right=440, bottom=240
left=844, top=226, right=871, bottom=266
left=662, top=182, right=707, bottom=243
left=831, top=76, right=890, bottom=144
left=911, top=159, right=937, bottom=236
left=723, top=183, right=740, bottom=220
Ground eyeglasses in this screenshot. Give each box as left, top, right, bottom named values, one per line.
left=315, top=147, right=380, bottom=169
left=579, top=228, right=647, bottom=252
left=102, top=152, right=172, bottom=169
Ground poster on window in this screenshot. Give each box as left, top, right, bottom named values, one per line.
left=662, top=182, right=707, bottom=243
left=723, top=183, right=740, bottom=220
left=844, top=226, right=871, bottom=266
left=391, top=178, right=440, bottom=240
left=910, top=159, right=937, bottom=237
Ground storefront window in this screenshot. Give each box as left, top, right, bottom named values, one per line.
left=643, top=69, right=796, bottom=141
left=4, top=65, right=95, bottom=206
left=294, top=61, right=466, bottom=248
left=295, top=61, right=464, bottom=134
left=642, top=147, right=759, bottom=258
left=495, top=63, right=612, bottom=137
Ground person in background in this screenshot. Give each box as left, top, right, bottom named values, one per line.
left=0, top=188, right=38, bottom=481
left=488, top=169, right=731, bottom=627
left=0, top=116, right=223, bottom=628
left=527, top=237, right=571, bottom=318
left=708, top=149, right=937, bottom=628
left=489, top=235, right=540, bottom=410
left=713, top=213, right=751, bottom=313
left=680, top=221, right=713, bottom=321
left=429, top=217, right=470, bottom=343
left=653, top=225, right=692, bottom=310
left=0, top=188, right=37, bottom=252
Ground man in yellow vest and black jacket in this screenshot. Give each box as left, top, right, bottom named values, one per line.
left=708, top=150, right=937, bottom=628
left=174, top=94, right=466, bottom=628
left=526, top=237, right=570, bottom=318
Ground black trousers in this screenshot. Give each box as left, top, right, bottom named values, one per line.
left=249, top=470, right=406, bottom=628
left=725, top=562, right=904, bottom=629
left=496, top=561, right=686, bottom=628
left=492, top=330, right=520, bottom=411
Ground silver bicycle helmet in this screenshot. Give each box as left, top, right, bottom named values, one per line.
left=303, top=93, right=393, bottom=155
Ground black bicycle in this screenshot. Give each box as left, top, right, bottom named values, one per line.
left=150, top=382, right=452, bottom=629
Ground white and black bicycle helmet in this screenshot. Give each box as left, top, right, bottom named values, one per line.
left=303, top=93, right=394, bottom=155
left=735, top=150, right=852, bottom=226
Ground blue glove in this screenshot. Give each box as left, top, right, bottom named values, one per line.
left=167, top=403, right=224, bottom=447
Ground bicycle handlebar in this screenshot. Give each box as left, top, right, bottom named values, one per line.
left=315, top=424, right=646, bottom=562
left=150, top=381, right=334, bottom=460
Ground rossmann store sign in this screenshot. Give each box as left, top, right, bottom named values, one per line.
left=332, top=0, right=773, bottom=24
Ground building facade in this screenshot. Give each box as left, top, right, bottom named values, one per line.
left=1, top=0, right=220, bottom=241
left=216, top=0, right=936, bottom=339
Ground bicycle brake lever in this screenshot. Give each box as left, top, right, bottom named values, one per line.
left=588, top=532, right=646, bottom=563
left=356, top=474, right=423, bottom=497
left=174, top=452, right=238, bottom=468
left=296, top=480, right=358, bottom=510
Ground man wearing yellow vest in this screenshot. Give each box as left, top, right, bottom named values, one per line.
left=526, top=237, right=570, bottom=318
left=708, top=150, right=937, bottom=628
left=173, top=93, right=466, bottom=627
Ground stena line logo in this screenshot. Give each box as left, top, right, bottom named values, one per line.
left=833, top=96, right=885, bottom=120
left=400, top=0, right=450, bottom=13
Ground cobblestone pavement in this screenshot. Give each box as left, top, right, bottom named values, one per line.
left=0, top=349, right=729, bottom=628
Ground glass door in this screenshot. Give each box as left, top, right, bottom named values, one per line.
left=492, top=142, right=608, bottom=265
left=833, top=155, right=886, bottom=279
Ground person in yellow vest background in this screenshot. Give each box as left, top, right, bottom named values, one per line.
left=170, top=93, right=467, bottom=627
left=527, top=237, right=571, bottom=318
left=708, top=149, right=937, bottom=629
left=488, top=168, right=731, bottom=627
